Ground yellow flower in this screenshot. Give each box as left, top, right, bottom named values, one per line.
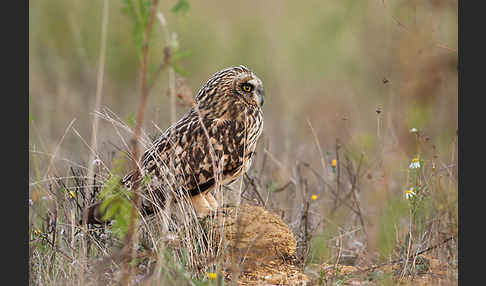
left=69, top=191, right=76, bottom=199
left=311, top=195, right=318, bottom=201
left=207, top=272, right=217, bottom=280
left=331, top=159, right=337, bottom=167
left=33, top=229, right=41, bottom=236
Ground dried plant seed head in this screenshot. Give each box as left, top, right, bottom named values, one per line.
left=376, top=105, right=383, bottom=114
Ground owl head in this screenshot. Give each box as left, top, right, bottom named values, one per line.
left=195, top=65, right=265, bottom=110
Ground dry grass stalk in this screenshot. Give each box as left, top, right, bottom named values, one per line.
left=80, top=0, right=109, bottom=283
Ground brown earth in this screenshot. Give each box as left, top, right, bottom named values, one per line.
left=205, top=204, right=310, bottom=285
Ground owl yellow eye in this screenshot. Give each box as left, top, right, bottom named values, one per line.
left=241, top=83, right=253, bottom=92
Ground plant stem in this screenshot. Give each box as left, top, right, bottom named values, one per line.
left=80, top=0, right=109, bottom=283
left=122, top=0, right=160, bottom=284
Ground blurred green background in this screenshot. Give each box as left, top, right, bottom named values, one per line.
left=29, top=0, right=457, bottom=261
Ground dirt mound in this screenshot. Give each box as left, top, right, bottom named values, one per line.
left=206, top=204, right=310, bottom=285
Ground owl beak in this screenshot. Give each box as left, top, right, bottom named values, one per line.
left=257, top=87, right=265, bottom=107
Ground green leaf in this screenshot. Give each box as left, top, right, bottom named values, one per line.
left=172, top=49, right=192, bottom=62
left=96, top=172, right=134, bottom=238
left=121, top=0, right=153, bottom=59
left=142, top=173, right=153, bottom=185
left=138, top=0, right=152, bottom=19
left=127, top=112, right=137, bottom=128
left=103, top=203, right=120, bottom=220
left=171, top=0, right=190, bottom=15
left=172, top=62, right=190, bottom=77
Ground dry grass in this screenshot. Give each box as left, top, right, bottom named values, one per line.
left=29, top=0, right=458, bottom=285
left=28, top=117, right=458, bottom=285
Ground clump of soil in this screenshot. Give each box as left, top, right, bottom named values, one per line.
left=205, top=204, right=310, bottom=285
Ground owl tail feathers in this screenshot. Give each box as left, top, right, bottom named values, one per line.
left=77, top=202, right=111, bottom=226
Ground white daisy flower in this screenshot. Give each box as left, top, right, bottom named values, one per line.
left=409, top=158, right=421, bottom=169
left=405, top=188, right=416, bottom=200
left=410, top=128, right=418, bottom=133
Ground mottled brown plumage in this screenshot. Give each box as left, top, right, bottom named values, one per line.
left=88, top=65, right=264, bottom=223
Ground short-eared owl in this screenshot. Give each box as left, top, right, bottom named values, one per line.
left=88, top=65, right=264, bottom=223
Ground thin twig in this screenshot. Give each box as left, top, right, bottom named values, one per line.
left=243, top=173, right=265, bottom=206
left=44, top=119, right=77, bottom=179
left=381, top=0, right=457, bottom=53
left=299, top=161, right=362, bottom=217
left=306, top=119, right=328, bottom=179
left=329, top=231, right=343, bottom=285
left=345, top=154, right=368, bottom=243
left=352, top=236, right=455, bottom=274
left=123, top=0, right=160, bottom=284
left=155, top=12, right=177, bottom=124
left=332, top=138, right=341, bottom=215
